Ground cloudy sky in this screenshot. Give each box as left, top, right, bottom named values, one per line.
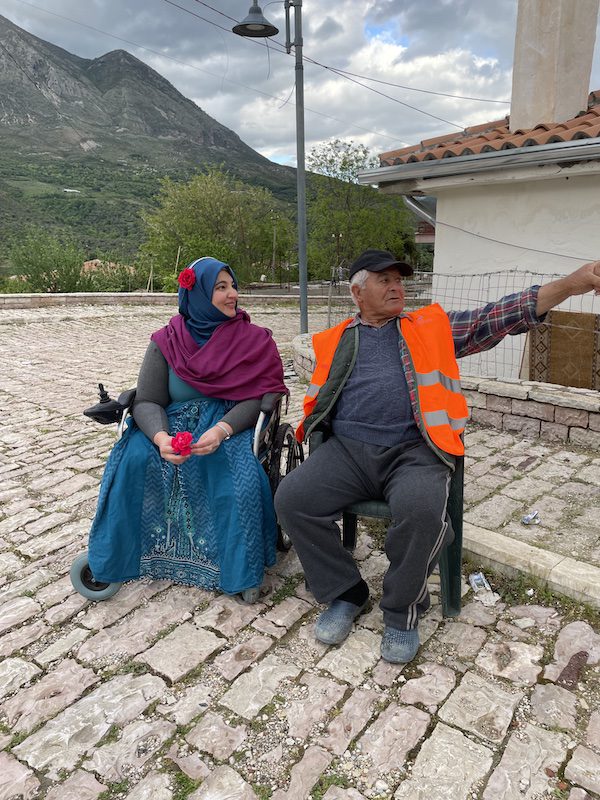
left=3, top=0, right=600, bottom=165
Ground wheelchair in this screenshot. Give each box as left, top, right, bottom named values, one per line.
left=70, top=384, right=303, bottom=601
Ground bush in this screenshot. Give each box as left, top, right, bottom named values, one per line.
left=79, top=260, right=147, bottom=292
left=0, top=275, right=29, bottom=293
left=10, top=229, right=86, bottom=293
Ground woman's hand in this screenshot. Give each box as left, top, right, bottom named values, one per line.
left=191, top=423, right=232, bottom=456
left=153, top=431, right=191, bottom=465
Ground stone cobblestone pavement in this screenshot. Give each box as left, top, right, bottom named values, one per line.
left=0, top=301, right=599, bottom=800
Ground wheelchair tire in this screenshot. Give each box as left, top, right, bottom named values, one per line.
left=269, top=423, right=304, bottom=551
left=70, top=552, right=122, bottom=601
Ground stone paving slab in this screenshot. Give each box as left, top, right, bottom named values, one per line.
left=0, top=302, right=599, bottom=799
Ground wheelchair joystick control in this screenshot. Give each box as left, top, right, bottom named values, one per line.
left=83, top=383, right=126, bottom=425
left=98, top=383, right=111, bottom=403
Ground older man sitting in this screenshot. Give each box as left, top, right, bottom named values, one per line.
left=275, top=248, right=600, bottom=663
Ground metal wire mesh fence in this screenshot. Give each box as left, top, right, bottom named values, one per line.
left=327, top=270, right=600, bottom=385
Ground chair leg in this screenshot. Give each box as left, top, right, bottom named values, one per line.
left=439, top=542, right=461, bottom=617
left=440, top=457, right=464, bottom=617
left=342, top=512, right=357, bottom=550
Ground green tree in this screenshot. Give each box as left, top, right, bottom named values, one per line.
left=139, top=167, right=294, bottom=286
left=306, top=139, right=415, bottom=279
left=10, top=228, right=86, bottom=292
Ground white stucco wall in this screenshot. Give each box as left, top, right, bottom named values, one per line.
left=433, top=173, right=600, bottom=277
left=430, top=170, right=600, bottom=378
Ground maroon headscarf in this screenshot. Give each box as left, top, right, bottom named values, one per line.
left=151, top=309, right=288, bottom=401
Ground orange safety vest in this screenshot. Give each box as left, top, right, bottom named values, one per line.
left=297, top=305, right=468, bottom=456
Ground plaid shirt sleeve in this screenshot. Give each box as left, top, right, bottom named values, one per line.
left=448, top=286, right=544, bottom=359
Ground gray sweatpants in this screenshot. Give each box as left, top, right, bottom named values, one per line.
left=274, top=434, right=453, bottom=630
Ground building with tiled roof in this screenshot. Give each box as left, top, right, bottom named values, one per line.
left=357, top=0, right=600, bottom=386
left=357, top=98, right=600, bottom=384
left=378, top=90, right=600, bottom=168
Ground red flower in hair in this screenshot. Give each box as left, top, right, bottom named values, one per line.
left=178, top=268, right=196, bottom=289
left=171, top=431, right=193, bottom=456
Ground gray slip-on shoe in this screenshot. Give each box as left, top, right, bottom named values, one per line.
left=380, top=626, right=420, bottom=663
left=314, top=599, right=368, bottom=645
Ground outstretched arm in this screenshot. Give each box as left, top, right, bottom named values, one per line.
left=536, top=260, right=600, bottom=316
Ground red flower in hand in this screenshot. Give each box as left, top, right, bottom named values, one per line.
left=178, top=268, right=196, bottom=289
left=171, top=431, right=193, bottom=456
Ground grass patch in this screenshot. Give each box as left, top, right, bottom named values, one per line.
left=172, top=770, right=201, bottom=800
left=9, top=730, right=29, bottom=748
left=463, top=557, right=600, bottom=629
left=97, top=779, right=130, bottom=798
left=249, top=695, right=285, bottom=731
left=271, top=575, right=303, bottom=605
left=99, top=724, right=121, bottom=745
left=252, top=784, right=273, bottom=800
left=6, top=178, right=60, bottom=197
left=311, top=773, right=351, bottom=799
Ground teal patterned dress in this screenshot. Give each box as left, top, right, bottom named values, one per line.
left=87, top=373, right=277, bottom=594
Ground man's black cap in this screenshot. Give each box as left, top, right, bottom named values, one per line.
left=348, top=249, right=414, bottom=280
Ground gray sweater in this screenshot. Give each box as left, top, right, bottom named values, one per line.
left=132, top=342, right=261, bottom=440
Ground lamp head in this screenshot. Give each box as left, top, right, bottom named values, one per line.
left=233, top=1, right=279, bottom=38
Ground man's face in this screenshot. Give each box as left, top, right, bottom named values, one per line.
left=352, top=267, right=406, bottom=323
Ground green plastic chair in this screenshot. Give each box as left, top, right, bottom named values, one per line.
left=310, top=431, right=464, bottom=618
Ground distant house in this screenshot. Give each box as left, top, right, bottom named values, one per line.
left=414, top=221, right=435, bottom=246
left=62, top=188, right=81, bottom=193
left=359, top=0, right=600, bottom=387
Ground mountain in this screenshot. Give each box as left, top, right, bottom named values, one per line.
left=0, top=14, right=296, bottom=262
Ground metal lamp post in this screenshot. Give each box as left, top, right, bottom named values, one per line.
left=233, top=1, right=308, bottom=334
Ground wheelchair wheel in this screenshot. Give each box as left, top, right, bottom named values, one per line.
left=269, top=423, right=304, bottom=551
left=70, top=552, right=122, bottom=601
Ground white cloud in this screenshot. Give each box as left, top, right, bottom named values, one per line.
left=2, top=0, right=600, bottom=163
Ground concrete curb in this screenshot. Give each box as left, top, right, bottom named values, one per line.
left=464, top=522, right=600, bottom=609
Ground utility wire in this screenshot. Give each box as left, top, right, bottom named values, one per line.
left=313, top=65, right=465, bottom=130
left=187, top=0, right=464, bottom=130
left=10, top=0, right=407, bottom=145
left=312, top=65, right=510, bottom=105
left=193, top=0, right=510, bottom=105
left=189, top=0, right=468, bottom=130
left=3, top=6, right=591, bottom=269
left=435, top=218, right=596, bottom=262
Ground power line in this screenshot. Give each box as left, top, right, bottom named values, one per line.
left=193, top=0, right=510, bottom=106
left=187, top=0, right=464, bottom=130
left=312, top=65, right=510, bottom=105
left=313, top=65, right=465, bottom=131
left=435, top=218, right=596, bottom=262
left=10, top=0, right=407, bottom=146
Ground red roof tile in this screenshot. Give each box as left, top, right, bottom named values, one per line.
left=379, top=91, right=600, bottom=167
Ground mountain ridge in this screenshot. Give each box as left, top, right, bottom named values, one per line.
left=0, top=13, right=296, bottom=262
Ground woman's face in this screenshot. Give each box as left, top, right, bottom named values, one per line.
left=211, top=269, right=238, bottom=317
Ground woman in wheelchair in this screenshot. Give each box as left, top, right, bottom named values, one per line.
left=84, top=256, right=288, bottom=603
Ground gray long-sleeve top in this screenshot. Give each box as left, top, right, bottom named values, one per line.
left=132, top=342, right=261, bottom=441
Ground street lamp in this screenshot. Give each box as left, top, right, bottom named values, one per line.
left=233, top=1, right=308, bottom=334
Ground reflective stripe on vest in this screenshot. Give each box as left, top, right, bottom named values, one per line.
left=424, top=410, right=469, bottom=430
left=401, top=304, right=467, bottom=456
left=416, top=369, right=462, bottom=394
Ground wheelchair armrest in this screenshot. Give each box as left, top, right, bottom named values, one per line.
left=260, top=392, right=284, bottom=414
left=117, top=388, right=137, bottom=408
